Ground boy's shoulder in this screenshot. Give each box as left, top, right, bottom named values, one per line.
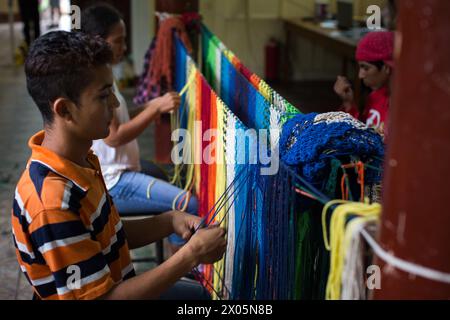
left=14, top=159, right=86, bottom=222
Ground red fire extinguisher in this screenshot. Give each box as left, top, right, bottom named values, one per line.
left=265, top=38, right=280, bottom=82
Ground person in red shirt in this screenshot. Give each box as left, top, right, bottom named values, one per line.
left=334, top=31, right=394, bottom=138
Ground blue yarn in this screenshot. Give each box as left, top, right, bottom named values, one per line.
left=249, top=164, right=296, bottom=300
left=220, top=54, right=273, bottom=131
left=255, top=94, right=269, bottom=131
left=280, top=112, right=385, bottom=187
left=174, top=37, right=188, bottom=130
left=201, top=31, right=299, bottom=299
left=177, top=31, right=308, bottom=300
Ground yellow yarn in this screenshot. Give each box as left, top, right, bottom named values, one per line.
left=146, top=179, right=157, bottom=199
left=213, top=96, right=228, bottom=299
left=258, top=81, right=272, bottom=103
left=170, top=66, right=197, bottom=187
left=341, top=215, right=378, bottom=300
left=169, top=108, right=183, bottom=187
left=180, top=68, right=196, bottom=96
left=322, top=200, right=381, bottom=300
left=322, top=200, right=348, bottom=251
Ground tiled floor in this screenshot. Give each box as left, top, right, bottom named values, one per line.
left=0, top=21, right=41, bottom=299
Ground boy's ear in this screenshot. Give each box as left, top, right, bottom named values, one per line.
left=53, top=98, right=76, bottom=122
left=383, top=65, right=391, bottom=75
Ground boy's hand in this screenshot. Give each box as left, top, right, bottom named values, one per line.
left=170, top=211, right=203, bottom=241
left=152, top=92, right=181, bottom=114
left=186, top=225, right=227, bottom=265
left=334, top=76, right=354, bottom=103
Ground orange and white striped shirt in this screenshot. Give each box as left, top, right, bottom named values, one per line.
left=11, top=131, right=134, bottom=300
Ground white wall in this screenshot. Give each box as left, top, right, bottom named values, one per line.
left=278, top=0, right=387, bottom=80
left=200, top=0, right=342, bottom=81
left=200, top=0, right=387, bottom=81
left=201, top=0, right=284, bottom=78
left=128, top=0, right=387, bottom=80
left=280, top=0, right=342, bottom=80
left=131, top=0, right=154, bottom=75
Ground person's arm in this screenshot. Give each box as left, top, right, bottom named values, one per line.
left=128, top=105, right=146, bottom=119
left=100, top=225, right=227, bottom=300
left=123, top=210, right=204, bottom=250
left=122, top=213, right=171, bottom=250
left=103, top=92, right=181, bottom=148
left=334, top=76, right=355, bottom=106
left=334, top=75, right=360, bottom=118
left=103, top=103, right=159, bottom=148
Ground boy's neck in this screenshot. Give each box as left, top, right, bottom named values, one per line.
left=41, top=127, right=93, bottom=168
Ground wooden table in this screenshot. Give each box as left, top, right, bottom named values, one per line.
left=283, top=18, right=364, bottom=108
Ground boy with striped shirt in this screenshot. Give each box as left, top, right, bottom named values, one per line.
left=12, top=31, right=226, bottom=300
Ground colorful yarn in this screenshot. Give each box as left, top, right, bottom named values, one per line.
left=280, top=112, right=385, bottom=187
left=134, top=17, right=193, bottom=104
left=176, top=35, right=298, bottom=300
left=199, top=30, right=300, bottom=300
left=150, top=17, right=192, bottom=94
left=201, top=24, right=299, bottom=121
left=171, top=25, right=385, bottom=301
left=321, top=200, right=381, bottom=300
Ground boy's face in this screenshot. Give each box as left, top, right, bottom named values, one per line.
left=106, top=20, right=127, bottom=65
left=71, top=65, right=119, bottom=141
left=358, top=62, right=391, bottom=90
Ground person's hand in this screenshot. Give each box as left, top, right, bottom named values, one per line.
left=334, top=76, right=354, bottom=103
left=152, top=92, right=181, bottom=114
left=170, top=211, right=203, bottom=241
left=186, top=225, right=227, bottom=265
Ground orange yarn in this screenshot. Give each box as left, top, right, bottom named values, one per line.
left=341, top=161, right=365, bottom=201
left=149, top=17, right=193, bottom=91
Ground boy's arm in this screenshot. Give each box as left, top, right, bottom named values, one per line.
left=128, top=105, right=146, bottom=119
left=100, top=243, right=197, bottom=300
left=334, top=76, right=355, bottom=104
left=122, top=211, right=202, bottom=250
left=28, top=208, right=224, bottom=300
left=121, top=212, right=173, bottom=249
left=100, top=226, right=227, bottom=300
left=103, top=92, right=181, bottom=148
left=103, top=105, right=160, bottom=148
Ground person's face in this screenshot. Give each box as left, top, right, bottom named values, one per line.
left=105, top=20, right=127, bottom=65
left=358, top=61, right=391, bottom=90
left=73, top=65, right=119, bottom=140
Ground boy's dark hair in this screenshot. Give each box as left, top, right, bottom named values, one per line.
left=368, top=60, right=385, bottom=70
left=25, top=31, right=113, bottom=125
left=81, top=3, right=123, bottom=38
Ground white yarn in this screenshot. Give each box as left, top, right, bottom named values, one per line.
left=341, top=219, right=378, bottom=300
left=223, top=114, right=237, bottom=297
left=361, top=229, right=450, bottom=285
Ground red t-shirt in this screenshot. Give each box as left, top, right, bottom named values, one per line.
left=339, top=103, right=360, bottom=120
left=362, top=86, right=389, bottom=136
left=339, top=86, right=389, bottom=137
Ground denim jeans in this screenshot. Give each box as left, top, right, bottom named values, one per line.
left=159, top=278, right=211, bottom=300
left=139, top=159, right=168, bottom=181
left=109, top=171, right=198, bottom=246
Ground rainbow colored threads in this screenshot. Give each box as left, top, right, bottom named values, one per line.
left=170, top=24, right=385, bottom=300
left=175, top=33, right=300, bottom=299
left=201, top=24, right=300, bottom=122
